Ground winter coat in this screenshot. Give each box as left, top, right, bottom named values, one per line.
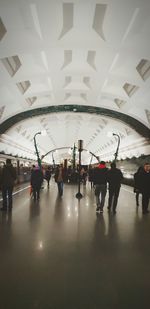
left=0, top=164, right=17, bottom=188
left=45, top=169, right=51, bottom=181
left=134, top=170, right=142, bottom=192
left=107, top=167, right=123, bottom=188
left=93, top=165, right=108, bottom=185
left=31, top=169, right=43, bottom=187
left=138, top=170, right=150, bottom=195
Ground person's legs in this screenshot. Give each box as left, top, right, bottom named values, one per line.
left=113, top=186, right=120, bottom=213
left=95, top=185, right=100, bottom=210
left=57, top=182, right=63, bottom=196
left=1, top=187, right=7, bottom=210
left=60, top=181, right=63, bottom=196
left=136, top=192, right=139, bottom=206
left=32, top=186, right=37, bottom=201
left=142, top=193, right=149, bottom=214
left=37, top=186, right=40, bottom=200
left=108, top=187, right=114, bottom=210
left=99, top=185, right=107, bottom=211
left=7, top=186, right=13, bottom=210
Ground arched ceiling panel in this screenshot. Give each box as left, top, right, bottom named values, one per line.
left=0, top=0, right=150, bottom=163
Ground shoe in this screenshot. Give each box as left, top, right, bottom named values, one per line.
left=100, top=209, right=103, bottom=213
left=96, top=207, right=100, bottom=212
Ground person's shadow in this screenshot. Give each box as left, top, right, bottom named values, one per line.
left=91, top=213, right=107, bottom=255
left=53, top=195, right=64, bottom=223
left=29, top=199, right=40, bottom=221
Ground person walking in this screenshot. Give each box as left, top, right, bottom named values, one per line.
left=138, top=163, right=150, bottom=214
left=0, top=158, right=17, bottom=211
left=54, top=164, right=65, bottom=196
left=107, top=162, right=123, bottom=214
left=88, top=165, right=94, bottom=189
left=44, top=166, right=52, bottom=188
left=93, top=161, right=108, bottom=213
left=31, top=164, right=43, bottom=201
left=133, top=166, right=143, bottom=206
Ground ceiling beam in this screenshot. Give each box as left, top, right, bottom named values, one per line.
left=0, top=105, right=150, bottom=139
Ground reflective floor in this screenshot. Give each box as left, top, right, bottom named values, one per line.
left=0, top=181, right=150, bottom=309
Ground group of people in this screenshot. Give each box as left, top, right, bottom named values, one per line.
left=92, top=161, right=123, bottom=214
left=93, top=161, right=150, bottom=215
left=30, top=164, right=65, bottom=200
left=0, top=159, right=150, bottom=215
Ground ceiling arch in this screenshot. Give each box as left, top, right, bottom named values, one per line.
left=0, top=105, right=150, bottom=138
left=0, top=0, right=150, bottom=163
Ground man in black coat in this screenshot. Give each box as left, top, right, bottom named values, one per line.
left=133, top=166, right=143, bottom=206
left=0, top=159, right=17, bottom=211
left=107, top=162, right=123, bottom=214
left=138, top=163, right=150, bottom=214
left=93, top=161, right=108, bottom=213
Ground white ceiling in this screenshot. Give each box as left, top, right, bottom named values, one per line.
left=0, top=0, right=150, bottom=164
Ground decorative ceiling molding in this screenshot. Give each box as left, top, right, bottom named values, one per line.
left=30, top=3, right=43, bottom=39
left=16, top=81, right=31, bottom=94
left=83, top=76, right=91, bottom=89
left=80, top=93, right=87, bottom=101
left=92, top=4, right=107, bottom=41
left=0, top=105, right=5, bottom=120
left=61, top=50, right=72, bottom=70
left=21, top=130, right=27, bottom=137
left=59, top=3, right=74, bottom=39
left=123, top=83, right=139, bottom=97
left=0, top=105, right=149, bottom=139
left=1, top=55, right=22, bottom=77
left=145, top=109, right=150, bottom=125
left=136, top=59, right=150, bottom=81
left=0, top=17, right=7, bottom=41
left=114, top=98, right=126, bottom=109
left=87, top=51, right=96, bottom=70
left=63, top=76, right=72, bottom=88
left=26, top=96, right=37, bottom=106
left=125, top=128, right=132, bottom=136
left=16, top=125, right=22, bottom=133
left=0, top=134, right=34, bottom=155
left=64, top=93, right=71, bottom=101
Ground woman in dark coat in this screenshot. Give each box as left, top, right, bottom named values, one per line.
left=31, top=165, right=43, bottom=201
left=44, top=166, right=52, bottom=188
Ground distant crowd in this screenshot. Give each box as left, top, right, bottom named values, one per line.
left=0, top=159, right=150, bottom=215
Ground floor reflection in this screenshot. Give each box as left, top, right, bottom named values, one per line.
left=29, top=199, right=40, bottom=221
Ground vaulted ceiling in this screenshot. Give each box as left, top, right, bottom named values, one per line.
left=0, top=0, right=150, bottom=164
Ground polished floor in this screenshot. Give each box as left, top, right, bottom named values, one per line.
left=0, top=180, right=150, bottom=309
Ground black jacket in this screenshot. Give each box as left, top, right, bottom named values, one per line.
left=93, top=167, right=108, bottom=185
left=138, top=170, right=150, bottom=194
left=31, top=169, right=43, bottom=187
left=0, top=164, right=17, bottom=187
left=107, top=167, right=123, bottom=188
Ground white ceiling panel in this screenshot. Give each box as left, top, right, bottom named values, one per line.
left=0, top=0, right=150, bottom=163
